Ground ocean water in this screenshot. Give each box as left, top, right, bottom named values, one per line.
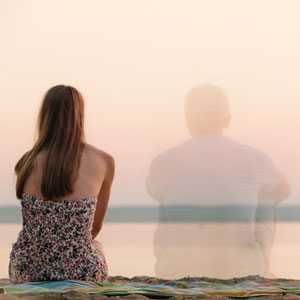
left=1, top=222, right=300, bottom=280
left=2, top=206, right=300, bottom=223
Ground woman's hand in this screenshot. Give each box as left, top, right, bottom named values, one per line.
left=91, top=226, right=102, bottom=240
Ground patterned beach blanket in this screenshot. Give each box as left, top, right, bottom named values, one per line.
left=2, top=279, right=300, bottom=298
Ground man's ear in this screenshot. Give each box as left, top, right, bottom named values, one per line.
left=223, top=113, right=231, bottom=128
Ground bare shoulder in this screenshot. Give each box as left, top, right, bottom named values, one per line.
left=84, top=144, right=115, bottom=170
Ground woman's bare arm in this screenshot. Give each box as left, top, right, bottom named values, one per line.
left=91, top=155, right=115, bottom=240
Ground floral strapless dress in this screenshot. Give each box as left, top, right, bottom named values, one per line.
left=9, top=193, right=108, bottom=283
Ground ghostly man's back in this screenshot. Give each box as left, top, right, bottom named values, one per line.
left=146, top=135, right=281, bottom=279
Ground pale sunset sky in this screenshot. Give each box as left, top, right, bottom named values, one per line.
left=0, top=0, right=299, bottom=206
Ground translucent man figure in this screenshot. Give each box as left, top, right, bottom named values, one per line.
left=146, top=84, right=291, bottom=279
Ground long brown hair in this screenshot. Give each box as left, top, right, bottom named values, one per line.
left=15, top=85, right=85, bottom=200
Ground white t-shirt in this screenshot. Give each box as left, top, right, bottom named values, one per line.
left=146, top=135, right=281, bottom=278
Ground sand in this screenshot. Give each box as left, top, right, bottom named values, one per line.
left=1, top=276, right=300, bottom=300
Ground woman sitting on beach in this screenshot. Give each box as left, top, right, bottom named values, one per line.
left=9, top=85, right=115, bottom=283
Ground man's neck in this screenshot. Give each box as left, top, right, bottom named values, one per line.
left=191, top=129, right=223, bottom=137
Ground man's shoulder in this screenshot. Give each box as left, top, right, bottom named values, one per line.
left=150, top=137, right=271, bottom=168
left=150, top=148, right=176, bottom=168
left=150, top=140, right=190, bottom=166
left=228, top=139, right=269, bottom=161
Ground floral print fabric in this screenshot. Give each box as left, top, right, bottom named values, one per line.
left=9, top=193, right=108, bottom=284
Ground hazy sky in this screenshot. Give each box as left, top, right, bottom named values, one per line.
left=1, top=0, right=299, bottom=206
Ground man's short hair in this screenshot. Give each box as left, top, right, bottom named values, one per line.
left=184, top=84, right=229, bottom=119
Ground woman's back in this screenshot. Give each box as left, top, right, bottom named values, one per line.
left=9, top=85, right=115, bottom=284
left=9, top=145, right=113, bottom=283
left=23, top=144, right=109, bottom=201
